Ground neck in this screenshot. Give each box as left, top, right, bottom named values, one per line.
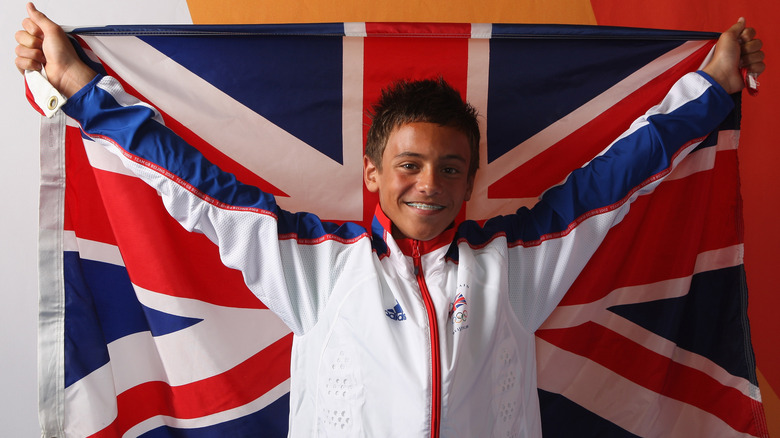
left=374, top=205, right=456, bottom=256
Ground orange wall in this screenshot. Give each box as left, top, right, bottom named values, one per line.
left=186, top=0, right=598, bottom=24
left=187, top=0, right=779, bottom=434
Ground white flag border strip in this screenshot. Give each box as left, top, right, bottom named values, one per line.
left=38, top=110, right=68, bottom=438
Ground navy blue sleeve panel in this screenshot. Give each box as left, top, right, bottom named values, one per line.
left=62, top=74, right=366, bottom=243
left=63, top=75, right=274, bottom=210
left=516, top=72, right=733, bottom=244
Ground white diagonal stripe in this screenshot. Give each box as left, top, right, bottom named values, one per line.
left=79, top=35, right=364, bottom=220
left=540, top=244, right=744, bottom=330
left=122, top=379, right=291, bottom=437
left=536, top=338, right=757, bottom=438
left=591, top=310, right=761, bottom=401
left=63, top=231, right=125, bottom=266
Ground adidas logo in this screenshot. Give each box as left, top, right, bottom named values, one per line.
left=385, top=301, right=407, bottom=321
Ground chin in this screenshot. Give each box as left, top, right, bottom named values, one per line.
left=410, top=227, right=445, bottom=242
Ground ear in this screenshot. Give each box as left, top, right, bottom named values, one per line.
left=463, top=174, right=475, bottom=202
left=363, top=155, right=380, bottom=193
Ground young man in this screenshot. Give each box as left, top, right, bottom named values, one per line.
left=16, top=3, right=765, bottom=437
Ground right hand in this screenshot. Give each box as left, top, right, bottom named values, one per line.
left=14, top=2, right=96, bottom=97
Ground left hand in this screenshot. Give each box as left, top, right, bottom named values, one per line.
left=702, top=18, right=765, bottom=94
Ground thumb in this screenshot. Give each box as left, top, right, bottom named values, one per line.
left=27, top=2, right=60, bottom=39
left=723, top=17, right=746, bottom=41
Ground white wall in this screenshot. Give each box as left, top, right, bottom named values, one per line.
left=0, top=1, right=191, bottom=434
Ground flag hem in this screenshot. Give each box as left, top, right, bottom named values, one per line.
left=64, top=22, right=720, bottom=41
left=37, top=112, right=68, bottom=437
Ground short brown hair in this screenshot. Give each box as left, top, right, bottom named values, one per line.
left=365, top=78, right=480, bottom=176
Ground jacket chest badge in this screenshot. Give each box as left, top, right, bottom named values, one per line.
left=450, top=292, right=469, bottom=333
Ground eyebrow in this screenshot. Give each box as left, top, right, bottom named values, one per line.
left=393, top=151, right=468, bottom=163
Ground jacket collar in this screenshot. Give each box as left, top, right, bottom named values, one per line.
left=372, top=205, right=457, bottom=257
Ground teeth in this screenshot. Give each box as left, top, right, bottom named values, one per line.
left=406, top=202, right=443, bottom=211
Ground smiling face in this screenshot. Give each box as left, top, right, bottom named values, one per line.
left=364, top=122, right=475, bottom=241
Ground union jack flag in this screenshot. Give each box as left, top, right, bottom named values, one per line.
left=35, top=23, right=768, bottom=437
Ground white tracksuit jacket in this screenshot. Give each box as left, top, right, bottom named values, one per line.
left=57, top=71, right=733, bottom=437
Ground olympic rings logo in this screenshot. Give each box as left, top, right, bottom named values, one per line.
left=453, top=310, right=468, bottom=324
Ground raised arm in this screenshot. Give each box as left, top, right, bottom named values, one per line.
left=506, top=19, right=765, bottom=332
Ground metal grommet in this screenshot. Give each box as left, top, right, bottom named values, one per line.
left=47, top=95, right=59, bottom=110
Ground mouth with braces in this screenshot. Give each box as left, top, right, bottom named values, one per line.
left=406, top=202, right=444, bottom=211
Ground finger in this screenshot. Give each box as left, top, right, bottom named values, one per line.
left=14, top=29, right=42, bottom=50
left=740, top=52, right=766, bottom=71
left=21, top=16, right=42, bottom=39
left=741, top=38, right=763, bottom=55
left=15, top=56, right=42, bottom=74
left=15, top=44, right=46, bottom=64
left=739, top=27, right=757, bottom=43
left=744, top=61, right=765, bottom=76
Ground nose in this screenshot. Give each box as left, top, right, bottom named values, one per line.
left=416, top=167, right=441, bottom=196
